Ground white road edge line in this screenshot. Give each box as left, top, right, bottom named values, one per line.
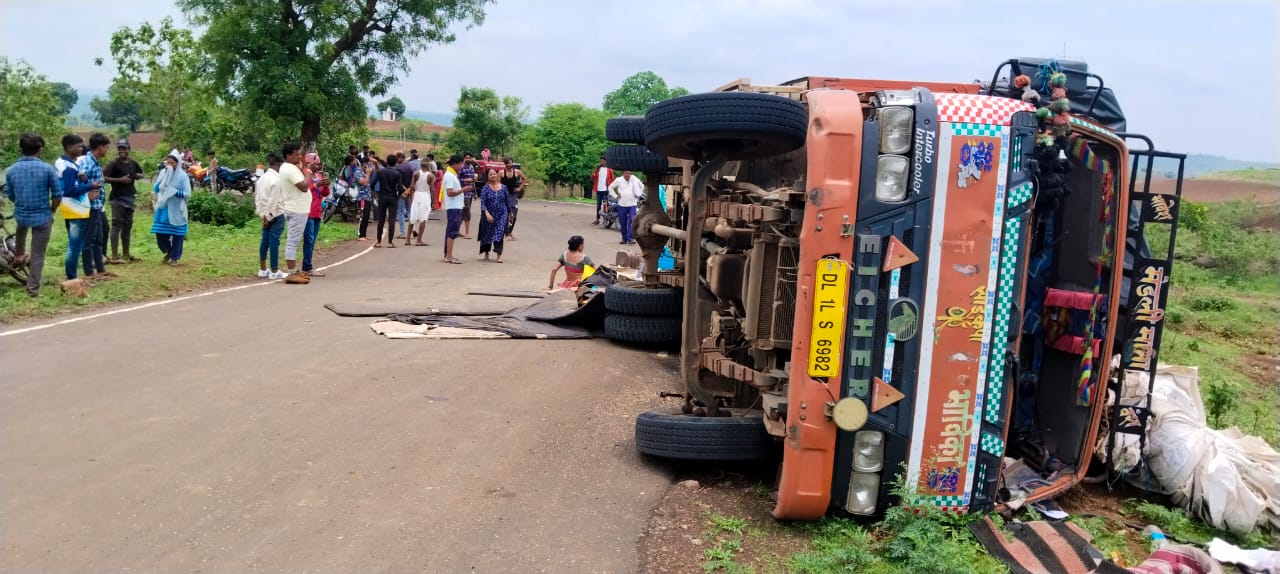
left=0, top=245, right=375, bottom=338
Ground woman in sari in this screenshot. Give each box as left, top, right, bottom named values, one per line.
left=477, top=168, right=508, bottom=262
left=547, top=235, right=595, bottom=291
left=151, top=150, right=191, bottom=266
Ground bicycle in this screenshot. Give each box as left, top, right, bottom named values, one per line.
left=0, top=191, right=32, bottom=286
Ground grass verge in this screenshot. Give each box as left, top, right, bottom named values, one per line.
left=1, top=202, right=356, bottom=322
left=1151, top=199, right=1279, bottom=444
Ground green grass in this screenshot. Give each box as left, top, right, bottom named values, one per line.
left=789, top=477, right=1007, bottom=574
left=1125, top=500, right=1274, bottom=548
left=1072, top=516, right=1143, bottom=566
left=1153, top=199, right=1280, bottom=444
left=1, top=201, right=356, bottom=322
left=1195, top=168, right=1280, bottom=186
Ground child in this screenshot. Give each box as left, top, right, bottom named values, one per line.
left=548, top=235, right=595, bottom=291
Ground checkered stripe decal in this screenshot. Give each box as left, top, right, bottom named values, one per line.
left=980, top=432, right=1005, bottom=456
left=1012, top=134, right=1023, bottom=173
left=935, top=93, right=1034, bottom=127
left=984, top=216, right=1022, bottom=426
left=950, top=123, right=1002, bottom=137
left=1008, top=181, right=1034, bottom=209
left=1069, top=116, right=1114, bottom=137
left=927, top=496, right=969, bottom=508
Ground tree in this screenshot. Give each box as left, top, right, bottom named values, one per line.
left=526, top=102, right=608, bottom=198
left=377, top=96, right=406, bottom=117
left=49, top=82, right=78, bottom=116
left=89, top=84, right=145, bottom=132
left=0, top=59, right=66, bottom=165
left=178, top=0, right=491, bottom=149
left=602, top=71, right=690, bottom=117
left=444, top=86, right=528, bottom=155
left=94, top=17, right=208, bottom=139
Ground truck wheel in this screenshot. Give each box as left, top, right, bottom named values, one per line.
left=644, top=92, right=808, bottom=161
left=605, top=116, right=645, bottom=144
left=604, top=314, right=681, bottom=347
left=635, top=410, right=775, bottom=461
left=605, top=281, right=682, bottom=316
left=605, top=145, right=671, bottom=174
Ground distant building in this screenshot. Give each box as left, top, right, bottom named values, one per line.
left=381, top=109, right=398, bottom=122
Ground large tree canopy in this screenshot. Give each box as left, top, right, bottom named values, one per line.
left=49, top=83, right=78, bottom=117
left=445, top=86, right=527, bottom=156
left=0, top=59, right=66, bottom=165
left=526, top=102, right=608, bottom=193
left=602, top=71, right=690, bottom=117
left=377, top=96, right=406, bottom=117
left=178, top=0, right=491, bottom=147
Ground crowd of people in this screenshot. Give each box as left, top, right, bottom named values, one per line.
left=5, top=131, right=191, bottom=298
left=5, top=130, right=629, bottom=297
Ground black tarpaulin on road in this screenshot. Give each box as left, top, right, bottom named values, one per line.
left=329, top=289, right=608, bottom=340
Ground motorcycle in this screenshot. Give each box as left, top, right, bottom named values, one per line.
left=322, top=179, right=361, bottom=222
left=208, top=166, right=257, bottom=194
left=599, top=195, right=619, bottom=229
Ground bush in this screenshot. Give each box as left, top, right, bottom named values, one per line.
left=1178, top=201, right=1209, bottom=233
left=187, top=190, right=256, bottom=227
left=1187, top=295, right=1237, bottom=312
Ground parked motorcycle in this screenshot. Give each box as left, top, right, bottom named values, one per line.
left=322, top=179, right=361, bottom=222
left=209, top=166, right=257, bottom=193
left=599, top=195, right=619, bottom=229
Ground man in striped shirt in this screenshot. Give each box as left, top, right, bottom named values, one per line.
left=54, top=134, right=97, bottom=281
left=77, top=133, right=112, bottom=279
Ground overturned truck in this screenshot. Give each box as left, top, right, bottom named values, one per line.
left=608, top=58, right=1187, bottom=519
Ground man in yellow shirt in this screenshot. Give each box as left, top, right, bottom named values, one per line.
left=278, top=143, right=311, bottom=284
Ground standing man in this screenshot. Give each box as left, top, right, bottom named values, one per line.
left=78, top=133, right=112, bottom=279
left=394, top=151, right=414, bottom=239
left=425, top=152, right=437, bottom=172
left=408, top=149, right=422, bottom=171
left=103, top=138, right=144, bottom=264
left=55, top=134, right=94, bottom=281
left=4, top=133, right=62, bottom=297
left=279, top=143, right=312, bottom=284
left=590, top=156, right=614, bottom=225
left=254, top=152, right=288, bottom=279
left=441, top=154, right=465, bottom=264
left=302, top=152, right=330, bottom=278
left=609, top=170, right=644, bottom=245
left=374, top=154, right=405, bottom=247
left=206, top=150, right=220, bottom=192
left=458, top=151, right=477, bottom=239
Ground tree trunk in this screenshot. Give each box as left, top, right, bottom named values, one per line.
left=547, top=182, right=558, bottom=200
left=300, top=117, right=321, bottom=152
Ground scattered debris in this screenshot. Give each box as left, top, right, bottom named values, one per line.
left=676, top=479, right=700, bottom=490
left=60, top=278, right=88, bottom=298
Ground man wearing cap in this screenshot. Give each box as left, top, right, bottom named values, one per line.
left=103, top=138, right=144, bottom=263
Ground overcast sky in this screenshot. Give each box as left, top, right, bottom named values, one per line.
left=2, top=0, right=1275, bottom=162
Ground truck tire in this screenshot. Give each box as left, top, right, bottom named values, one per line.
left=605, top=281, right=682, bottom=316
left=604, top=314, right=681, bottom=347
left=644, top=92, right=808, bottom=161
left=606, top=116, right=645, bottom=144
left=605, top=145, right=671, bottom=174
left=635, top=410, right=775, bottom=461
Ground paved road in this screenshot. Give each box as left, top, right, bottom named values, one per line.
left=1, top=200, right=680, bottom=573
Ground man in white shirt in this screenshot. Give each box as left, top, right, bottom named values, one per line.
left=441, top=154, right=466, bottom=264
left=254, top=152, right=288, bottom=279
left=608, top=170, right=644, bottom=244
left=278, top=143, right=312, bottom=284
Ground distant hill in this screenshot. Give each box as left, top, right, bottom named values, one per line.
left=1136, top=154, right=1277, bottom=180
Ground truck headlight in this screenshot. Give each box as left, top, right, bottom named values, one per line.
left=853, top=430, right=884, bottom=472
left=875, top=155, right=909, bottom=202
left=879, top=107, right=914, bottom=154
left=847, top=472, right=881, bottom=515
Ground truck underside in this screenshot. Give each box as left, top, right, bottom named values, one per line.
left=622, top=61, right=1185, bottom=521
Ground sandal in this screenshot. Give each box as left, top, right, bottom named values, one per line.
left=386, top=243, right=397, bottom=248
left=446, top=258, right=462, bottom=264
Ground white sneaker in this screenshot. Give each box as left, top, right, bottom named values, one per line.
left=268, top=270, right=289, bottom=280
left=257, top=269, right=270, bottom=278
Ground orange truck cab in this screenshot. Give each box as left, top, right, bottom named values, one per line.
left=612, top=58, right=1187, bottom=519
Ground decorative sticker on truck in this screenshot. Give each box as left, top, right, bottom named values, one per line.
left=910, top=125, right=1009, bottom=508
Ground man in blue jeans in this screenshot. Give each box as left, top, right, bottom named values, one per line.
left=77, top=133, right=112, bottom=279
left=53, top=134, right=98, bottom=280
left=4, top=133, right=62, bottom=297
left=254, top=153, right=288, bottom=279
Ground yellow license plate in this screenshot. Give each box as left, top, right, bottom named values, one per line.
left=808, top=259, right=849, bottom=378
